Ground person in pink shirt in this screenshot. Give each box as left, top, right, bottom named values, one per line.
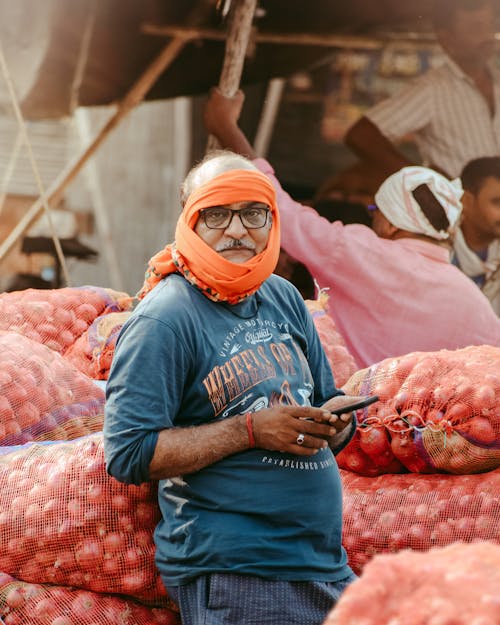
left=203, top=88, right=500, bottom=368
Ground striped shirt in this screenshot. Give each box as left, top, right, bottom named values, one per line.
left=366, top=56, right=500, bottom=178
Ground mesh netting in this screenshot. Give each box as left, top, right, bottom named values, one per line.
left=0, top=331, right=104, bottom=445
left=0, top=434, right=175, bottom=609
left=324, top=541, right=500, bottom=625
left=0, top=575, right=180, bottom=625
left=340, top=345, right=500, bottom=474
left=305, top=296, right=358, bottom=387
left=0, top=286, right=133, bottom=354
left=63, top=311, right=132, bottom=380
left=341, top=468, right=500, bottom=575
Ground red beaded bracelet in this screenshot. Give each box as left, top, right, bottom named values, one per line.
left=245, top=412, right=256, bottom=448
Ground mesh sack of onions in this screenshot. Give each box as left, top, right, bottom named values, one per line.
left=0, top=286, right=133, bottom=354
left=305, top=293, right=358, bottom=387
left=323, top=541, right=500, bottom=625
left=340, top=345, right=500, bottom=474
left=341, top=468, right=500, bottom=575
left=63, top=311, right=132, bottom=380
left=0, top=573, right=180, bottom=625
left=0, top=331, right=104, bottom=445
left=0, top=434, right=176, bottom=609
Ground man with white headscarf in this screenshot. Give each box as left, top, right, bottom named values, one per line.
left=203, top=88, right=500, bottom=368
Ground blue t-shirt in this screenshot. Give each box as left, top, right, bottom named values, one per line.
left=104, top=273, right=353, bottom=585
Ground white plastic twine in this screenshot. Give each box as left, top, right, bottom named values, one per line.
left=0, top=37, right=71, bottom=286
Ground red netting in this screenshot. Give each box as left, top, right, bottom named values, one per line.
left=341, top=468, right=500, bottom=575
left=340, top=345, right=500, bottom=474
left=0, top=434, right=175, bottom=609
left=0, top=331, right=104, bottom=445
left=324, top=542, right=500, bottom=625
left=0, top=575, right=180, bottom=625
left=305, top=295, right=358, bottom=387
left=63, top=311, right=132, bottom=380
left=336, top=431, right=408, bottom=476
left=0, top=286, right=133, bottom=354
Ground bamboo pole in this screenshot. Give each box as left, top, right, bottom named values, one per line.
left=0, top=0, right=215, bottom=264
left=206, top=0, right=258, bottom=151
left=143, top=23, right=439, bottom=51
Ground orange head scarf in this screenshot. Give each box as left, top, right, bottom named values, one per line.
left=138, top=168, right=280, bottom=303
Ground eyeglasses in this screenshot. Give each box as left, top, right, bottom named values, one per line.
left=200, top=205, right=270, bottom=229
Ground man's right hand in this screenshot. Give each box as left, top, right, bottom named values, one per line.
left=203, top=87, right=257, bottom=158
left=251, top=405, right=337, bottom=456
left=204, top=87, right=245, bottom=136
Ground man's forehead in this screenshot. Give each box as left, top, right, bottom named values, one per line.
left=193, top=159, right=257, bottom=191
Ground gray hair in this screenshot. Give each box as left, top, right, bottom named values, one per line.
left=180, top=150, right=258, bottom=205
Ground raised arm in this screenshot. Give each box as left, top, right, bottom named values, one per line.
left=204, top=87, right=257, bottom=157
left=344, top=116, right=412, bottom=178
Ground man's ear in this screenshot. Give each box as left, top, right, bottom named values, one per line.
left=386, top=222, right=400, bottom=239
left=461, top=190, right=475, bottom=216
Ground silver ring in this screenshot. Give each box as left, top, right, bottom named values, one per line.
left=296, top=433, right=305, bottom=445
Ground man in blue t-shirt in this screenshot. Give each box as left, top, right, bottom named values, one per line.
left=104, top=151, right=362, bottom=625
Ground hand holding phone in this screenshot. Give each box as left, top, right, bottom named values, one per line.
left=330, top=395, right=379, bottom=416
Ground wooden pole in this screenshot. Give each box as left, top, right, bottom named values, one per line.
left=206, top=0, right=258, bottom=151
left=253, top=77, right=285, bottom=157
left=0, top=0, right=215, bottom=264
left=143, top=23, right=439, bottom=51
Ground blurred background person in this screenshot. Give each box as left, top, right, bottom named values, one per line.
left=344, top=0, right=499, bottom=179
left=453, top=156, right=500, bottom=315
left=203, top=88, right=500, bottom=368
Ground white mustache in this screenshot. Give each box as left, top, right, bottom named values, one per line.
left=215, top=240, right=256, bottom=252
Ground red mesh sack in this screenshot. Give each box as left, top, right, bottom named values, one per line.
left=336, top=429, right=408, bottom=477
left=341, top=468, right=500, bottom=574
left=0, top=331, right=104, bottom=445
left=63, top=311, right=132, bottom=380
left=0, top=576, right=180, bottom=625
left=340, top=345, right=500, bottom=474
left=305, top=293, right=358, bottom=387
left=324, top=541, right=500, bottom=625
left=0, top=434, right=175, bottom=609
left=0, top=286, right=133, bottom=354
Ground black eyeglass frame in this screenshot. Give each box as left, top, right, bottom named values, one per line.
left=200, top=206, right=270, bottom=230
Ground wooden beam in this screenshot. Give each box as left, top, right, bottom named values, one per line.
left=142, top=23, right=438, bottom=51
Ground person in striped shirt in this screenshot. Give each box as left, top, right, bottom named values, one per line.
left=344, top=0, right=499, bottom=180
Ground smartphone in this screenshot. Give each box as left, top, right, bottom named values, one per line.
left=331, top=395, right=379, bottom=415
left=302, top=395, right=380, bottom=422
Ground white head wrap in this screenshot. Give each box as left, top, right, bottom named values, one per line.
left=374, top=166, right=463, bottom=240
